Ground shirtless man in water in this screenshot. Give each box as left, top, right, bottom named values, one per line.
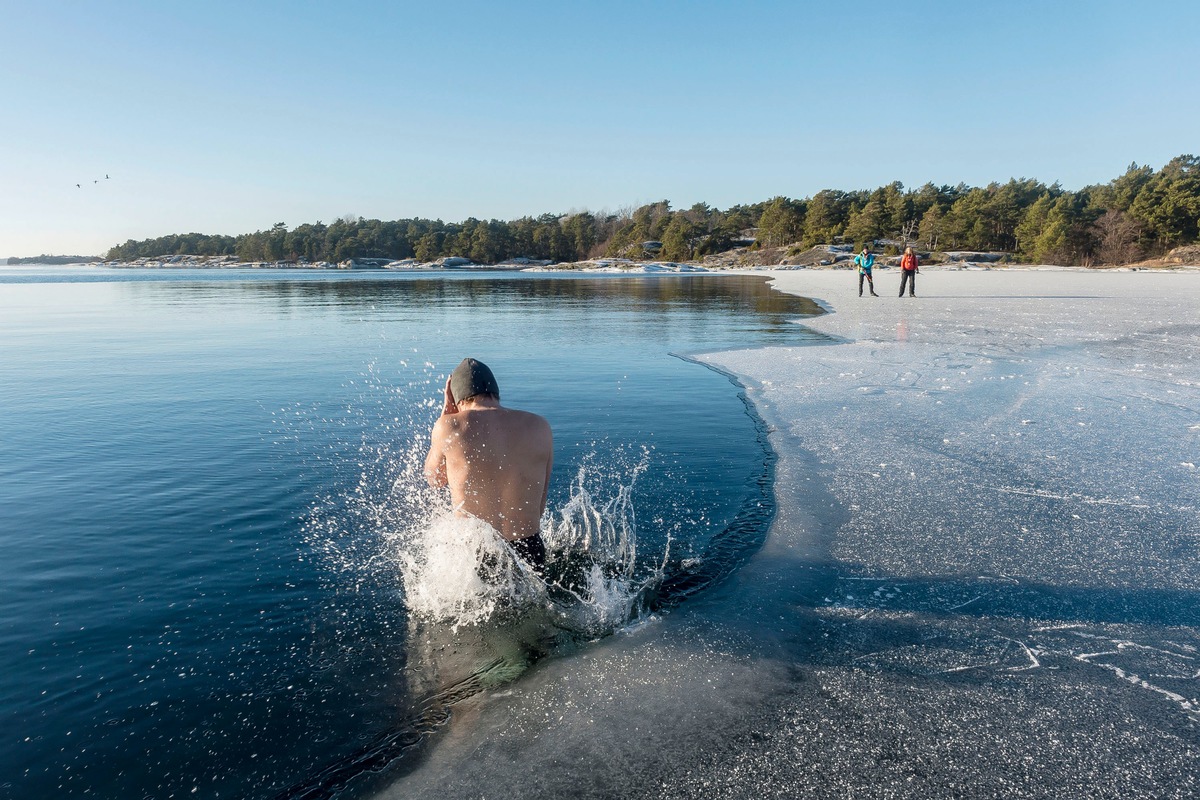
left=423, top=358, right=553, bottom=571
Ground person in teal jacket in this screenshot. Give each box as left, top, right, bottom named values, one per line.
left=854, top=245, right=879, bottom=296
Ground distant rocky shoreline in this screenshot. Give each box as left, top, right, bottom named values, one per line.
left=9, top=243, right=1200, bottom=272
left=4, top=255, right=102, bottom=266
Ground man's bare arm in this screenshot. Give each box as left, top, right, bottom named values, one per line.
left=424, top=418, right=449, bottom=488
left=423, top=378, right=460, bottom=488
left=439, top=377, right=459, bottom=417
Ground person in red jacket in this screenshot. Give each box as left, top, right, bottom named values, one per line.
left=899, top=246, right=919, bottom=297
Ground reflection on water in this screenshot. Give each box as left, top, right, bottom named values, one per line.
left=32, top=268, right=816, bottom=308
left=116, top=272, right=824, bottom=345
left=283, top=611, right=565, bottom=800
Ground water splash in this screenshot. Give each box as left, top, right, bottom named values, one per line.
left=378, top=448, right=660, bottom=637
left=298, top=357, right=665, bottom=640
left=391, top=513, right=548, bottom=629
left=283, top=358, right=777, bottom=799
left=539, top=451, right=667, bottom=634
left=285, top=410, right=667, bottom=798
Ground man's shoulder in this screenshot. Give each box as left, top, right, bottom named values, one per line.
left=457, top=405, right=548, bottom=429
left=489, top=408, right=551, bottom=442
left=431, top=413, right=458, bottom=436
left=506, top=407, right=551, bottom=430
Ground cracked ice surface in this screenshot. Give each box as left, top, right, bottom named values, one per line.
left=704, top=269, right=1200, bottom=593
left=682, top=269, right=1200, bottom=797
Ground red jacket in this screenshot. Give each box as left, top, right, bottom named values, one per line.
left=901, top=252, right=919, bottom=271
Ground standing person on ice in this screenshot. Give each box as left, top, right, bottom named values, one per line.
left=899, top=246, right=919, bottom=297
left=855, top=245, right=879, bottom=297
left=424, top=358, right=554, bottom=573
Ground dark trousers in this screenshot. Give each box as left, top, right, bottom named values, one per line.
left=899, top=270, right=917, bottom=296
left=508, top=533, right=546, bottom=573
left=858, top=272, right=875, bottom=295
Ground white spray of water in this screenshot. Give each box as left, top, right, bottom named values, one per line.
left=381, top=449, right=661, bottom=636
left=548, top=455, right=646, bottom=569
left=390, top=513, right=548, bottom=629
left=537, top=452, right=670, bottom=634
left=298, top=362, right=666, bottom=639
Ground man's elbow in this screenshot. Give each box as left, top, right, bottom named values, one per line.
left=423, top=454, right=447, bottom=488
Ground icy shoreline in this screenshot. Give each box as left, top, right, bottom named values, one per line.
left=75, top=256, right=1200, bottom=275
left=379, top=268, right=1200, bottom=799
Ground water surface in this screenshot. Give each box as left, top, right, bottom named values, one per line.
left=0, top=268, right=822, bottom=798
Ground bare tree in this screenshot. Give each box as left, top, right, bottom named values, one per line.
left=1093, top=209, right=1142, bottom=265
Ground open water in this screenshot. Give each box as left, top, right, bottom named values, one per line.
left=0, top=267, right=822, bottom=799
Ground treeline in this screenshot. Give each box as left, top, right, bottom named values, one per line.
left=106, top=155, right=1200, bottom=266
left=104, top=210, right=747, bottom=265
left=6, top=255, right=100, bottom=265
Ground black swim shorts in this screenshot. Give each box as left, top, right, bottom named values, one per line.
left=508, top=533, right=547, bottom=572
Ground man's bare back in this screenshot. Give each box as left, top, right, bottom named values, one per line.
left=423, top=359, right=553, bottom=547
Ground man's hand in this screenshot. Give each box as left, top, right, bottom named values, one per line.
left=442, top=377, right=460, bottom=417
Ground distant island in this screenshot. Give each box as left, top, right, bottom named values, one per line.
left=6, top=255, right=102, bottom=266
left=31, top=155, right=1200, bottom=270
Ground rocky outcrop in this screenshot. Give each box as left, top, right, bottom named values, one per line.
left=1165, top=245, right=1200, bottom=265
left=941, top=251, right=1006, bottom=263
left=699, top=243, right=855, bottom=270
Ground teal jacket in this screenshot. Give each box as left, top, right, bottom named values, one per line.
left=854, top=253, right=875, bottom=274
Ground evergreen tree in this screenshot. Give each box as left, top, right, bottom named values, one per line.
left=1129, top=155, right=1200, bottom=249
left=1091, top=162, right=1155, bottom=213
left=414, top=230, right=445, bottom=262
left=881, top=182, right=915, bottom=241
left=1029, top=195, right=1091, bottom=264
left=844, top=191, right=888, bottom=247
left=562, top=213, right=597, bottom=259
left=803, top=190, right=849, bottom=245
left=918, top=205, right=944, bottom=251
left=661, top=214, right=701, bottom=260
left=533, top=223, right=573, bottom=262
left=468, top=221, right=508, bottom=264
left=755, top=197, right=804, bottom=248
left=1015, top=194, right=1055, bottom=260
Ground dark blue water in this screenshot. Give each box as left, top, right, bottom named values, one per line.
left=0, top=268, right=822, bottom=799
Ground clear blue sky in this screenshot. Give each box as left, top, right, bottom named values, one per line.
left=2, top=0, right=1197, bottom=257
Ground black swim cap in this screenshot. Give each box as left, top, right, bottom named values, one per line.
left=449, top=358, right=500, bottom=403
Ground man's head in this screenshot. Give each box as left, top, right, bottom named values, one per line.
left=861, top=245, right=869, bottom=254
left=450, top=358, right=500, bottom=404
